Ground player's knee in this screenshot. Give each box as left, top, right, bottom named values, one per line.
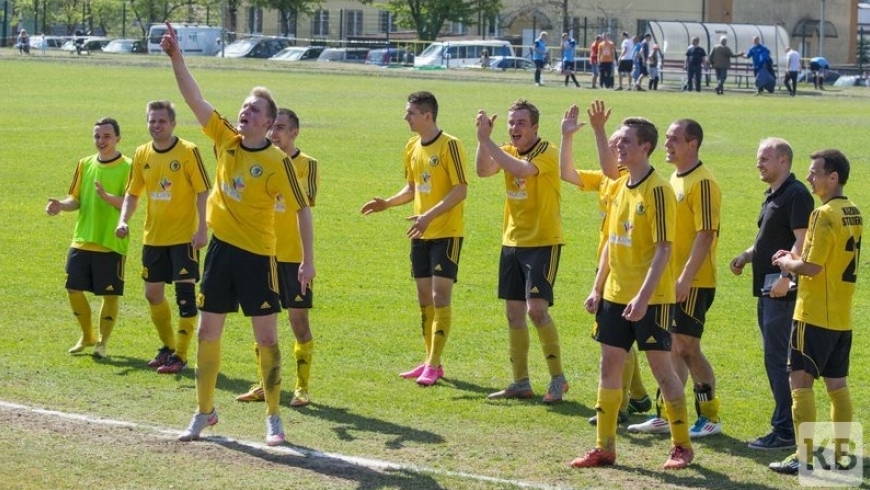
left=175, top=282, right=197, bottom=318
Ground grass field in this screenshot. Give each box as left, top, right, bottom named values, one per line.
left=1, top=50, right=869, bottom=489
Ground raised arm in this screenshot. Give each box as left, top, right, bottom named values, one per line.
left=559, top=104, right=584, bottom=186
left=159, top=21, right=214, bottom=127
left=587, top=100, right=618, bottom=179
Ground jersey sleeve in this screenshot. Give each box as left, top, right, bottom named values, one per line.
left=126, top=146, right=148, bottom=197
left=186, top=146, right=212, bottom=194
left=68, top=158, right=86, bottom=200
left=269, top=155, right=309, bottom=214
left=577, top=169, right=604, bottom=192
left=444, top=138, right=468, bottom=186
left=801, top=208, right=832, bottom=266
left=690, top=178, right=721, bottom=232
left=651, top=184, right=676, bottom=244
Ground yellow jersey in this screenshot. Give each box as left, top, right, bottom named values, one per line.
left=275, top=149, right=319, bottom=263
left=500, top=139, right=563, bottom=247
left=604, top=167, right=676, bottom=304
left=403, top=131, right=467, bottom=239
left=794, top=197, right=862, bottom=331
left=126, top=137, right=211, bottom=246
left=577, top=168, right=629, bottom=259
left=670, top=162, right=721, bottom=288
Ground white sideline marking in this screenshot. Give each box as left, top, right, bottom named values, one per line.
left=0, top=400, right=567, bottom=490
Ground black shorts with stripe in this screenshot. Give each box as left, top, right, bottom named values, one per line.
left=277, top=261, right=313, bottom=309
left=65, top=248, right=125, bottom=296
left=198, top=236, right=281, bottom=316
left=789, top=321, right=851, bottom=379
left=410, top=237, right=462, bottom=281
left=594, top=300, right=673, bottom=352
left=671, top=287, right=715, bottom=338
left=498, top=245, right=561, bottom=306
left=141, top=243, right=200, bottom=284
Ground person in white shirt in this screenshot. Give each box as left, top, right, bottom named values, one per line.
left=617, top=32, right=634, bottom=90
left=784, top=47, right=802, bottom=97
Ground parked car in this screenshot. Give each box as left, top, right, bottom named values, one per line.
left=29, top=35, right=68, bottom=51
left=269, top=45, right=325, bottom=61
left=218, top=37, right=291, bottom=59
left=365, top=48, right=412, bottom=66
left=833, top=75, right=869, bottom=88
left=317, top=47, right=370, bottom=63
left=60, top=37, right=110, bottom=54
left=492, top=56, right=536, bottom=70
left=102, top=38, right=147, bottom=54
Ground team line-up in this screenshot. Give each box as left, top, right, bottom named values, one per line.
left=44, top=22, right=862, bottom=474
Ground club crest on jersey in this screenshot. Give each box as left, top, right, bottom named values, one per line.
left=150, top=177, right=172, bottom=201
left=635, top=202, right=646, bottom=215
left=221, top=176, right=244, bottom=202
left=169, top=160, right=181, bottom=171
left=622, top=221, right=633, bottom=233
left=159, top=177, right=172, bottom=191
left=418, top=171, right=432, bottom=193
left=274, top=193, right=286, bottom=212
left=250, top=164, right=264, bottom=178
left=429, top=155, right=439, bottom=167
left=507, top=177, right=528, bottom=200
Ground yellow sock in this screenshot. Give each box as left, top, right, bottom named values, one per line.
left=791, top=388, right=816, bottom=446
left=508, top=327, right=530, bottom=382
left=68, top=291, right=94, bottom=342
left=149, top=299, right=175, bottom=350
left=427, top=306, right=451, bottom=367
left=828, top=386, right=852, bottom=461
left=421, top=305, right=434, bottom=361
left=664, top=396, right=692, bottom=448
left=698, top=397, right=721, bottom=423
left=595, top=388, right=623, bottom=451
left=620, top=348, right=637, bottom=412
left=629, top=349, right=648, bottom=398
left=98, top=296, right=119, bottom=345
left=294, top=339, right=313, bottom=391
left=536, top=320, right=562, bottom=377
left=259, top=343, right=282, bottom=416
left=195, top=339, right=221, bottom=414
left=175, top=316, right=195, bottom=362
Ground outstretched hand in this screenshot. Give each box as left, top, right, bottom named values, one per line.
left=475, top=111, right=496, bottom=141
left=561, top=104, right=586, bottom=136
left=587, top=99, right=611, bottom=129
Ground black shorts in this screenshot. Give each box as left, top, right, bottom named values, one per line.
left=789, top=321, right=851, bottom=378
left=277, top=261, right=313, bottom=309
left=671, top=288, right=715, bottom=338
left=637, top=65, right=649, bottom=76
left=562, top=60, right=576, bottom=72
left=410, top=237, right=462, bottom=281
left=498, top=245, right=561, bottom=306
left=618, top=59, right=633, bottom=73
left=199, top=236, right=281, bottom=316
left=810, top=61, right=824, bottom=73
left=594, top=300, right=673, bottom=352
left=65, top=248, right=125, bottom=296
left=141, top=243, right=200, bottom=284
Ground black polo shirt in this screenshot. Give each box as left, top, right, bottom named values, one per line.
left=751, top=173, right=814, bottom=298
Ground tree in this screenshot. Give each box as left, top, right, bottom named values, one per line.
left=362, top=0, right=502, bottom=41
left=248, top=0, right=322, bottom=37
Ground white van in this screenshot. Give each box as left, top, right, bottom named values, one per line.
left=147, top=23, right=222, bottom=56
left=414, top=40, right=514, bottom=68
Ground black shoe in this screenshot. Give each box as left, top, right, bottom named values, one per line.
left=749, top=432, right=796, bottom=450
left=627, top=395, right=652, bottom=414
left=769, top=453, right=808, bottom=474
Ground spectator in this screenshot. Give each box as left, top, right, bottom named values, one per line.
left=784, top=46, right=802, bottom=96
left=648, top=44, right=663, bottom=90
left=616, top=32, right=634, bottom=90
left=532, top=32, right=549, bottom=86
left=684, top=37, right=707, bottom=92
left=481, top=49, right=491, bottom=69
left=745, top=36, right=773, bottom=95
left=709, top=36, right=742, bottom=95
left=17, top=29, right=30, bottom=55
left=590, top=35, right=602, bottom=88
left=809, top=56, right=830, bottom=90
left=561, top=32, right=580, bottom=88
left=598, top=33, right=616, bottom=89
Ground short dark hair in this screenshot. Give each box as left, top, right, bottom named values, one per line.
left=508, top=99, right=540, bottom=126
left=408, top=91, right=438, bottom=122
left=277, top=108, right=300, bottom=129
left=147, top=100, right=176, bottom=122
left=673, top=118, right=704, bottom=148
left=95, top=117, right=120, bottom=136
left=621, top=117, right=658, bottom=155
left=810, top=149, right=850, bottom=185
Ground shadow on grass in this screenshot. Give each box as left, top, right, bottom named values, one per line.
left=611, top=461, right=783, bottom=490
left=211, top=436, right=446, bottom=490
left=441, top=377, right=597, bottom=417
left=295, top=403, right=445, bottom=450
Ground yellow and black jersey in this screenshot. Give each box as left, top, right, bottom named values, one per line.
left=275, top=149, right=319, bottom=263
left=126, top=137, right=211, bottom=246
left=403, top=131, right=467, bottom=239
left=794, top=197, right=863, bottom=331
left=604, top=167, right=676, bottom=305
left=500, top=139, right=563, bottom=247
left=203, top=111, right=308, bottom=256
left=577, top=168, right=629, bottom=259
left=670, top=162, right=721, bottom=288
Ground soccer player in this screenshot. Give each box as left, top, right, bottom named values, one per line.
left=237, top=108, right=320, bottom=406
left=571, top=117, right=694, bottom=470
left=361, top=91, right=467, bottom=387
left=730, top=138, right=813, bottom=450
left=629, top=119, right=723, bottom=437
left=769, top=149, right=862, bottom=474
left=115, top=100, right=211, bottom=375
left=560, top=100, right=651, bottom=423
left=46, top=118, right=132, bottom=359
left=160, top=23, right=315, bottom=446
left=475, top=99, right=567, bottom=405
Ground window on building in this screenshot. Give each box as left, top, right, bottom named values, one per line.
left=379, top=10, right=396, bottom=33
left=311, top=10, right=329, bottom=37
left=345, top=10, right=363, bottom=36
left=449, top=22, right=467, bottom=35
left=248, top=7, right=263, bottom=34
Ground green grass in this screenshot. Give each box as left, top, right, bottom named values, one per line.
left=1, top=50, right=869, bottom=489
